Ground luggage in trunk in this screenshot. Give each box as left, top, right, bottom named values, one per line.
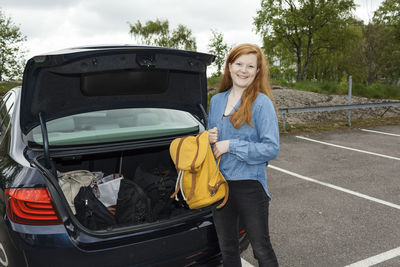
left=51, top=145, right=192, bottom=230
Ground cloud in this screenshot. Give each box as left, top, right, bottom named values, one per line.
left=1, top=0, right=82, bottom=9
left=2, top=0, right=383, bottom=59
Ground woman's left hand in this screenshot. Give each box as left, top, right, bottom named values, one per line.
left=208, top=127, right=218, bottom=144
left=213, top=140, right=230, bottom=158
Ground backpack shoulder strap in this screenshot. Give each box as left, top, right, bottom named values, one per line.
left=174, top=136, right=188, bottom=170
left=186, top=133, right=202, bottom=201
left=208, top=157, right=229, bottom=209
left=170, top=136, right=190, bottom=199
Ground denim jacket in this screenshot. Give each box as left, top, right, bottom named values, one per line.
left=207, top=89, right=279, bottom=198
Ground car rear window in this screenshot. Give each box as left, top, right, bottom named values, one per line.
left=27, top=108, right=200, bottom=146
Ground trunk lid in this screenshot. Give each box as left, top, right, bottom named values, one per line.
left=20, top=46, right=214, bottom=135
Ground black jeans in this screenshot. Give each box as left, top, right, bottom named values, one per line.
left=213, top=180, right=278, bottom=267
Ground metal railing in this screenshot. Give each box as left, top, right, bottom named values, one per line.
left=278, top=101, right=400, bottom=131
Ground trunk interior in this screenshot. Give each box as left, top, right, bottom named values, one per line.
left=49, top=145, right=197, bottom=230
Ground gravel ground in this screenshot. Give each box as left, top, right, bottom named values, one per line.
left=272, top=87, right=400, bottom=125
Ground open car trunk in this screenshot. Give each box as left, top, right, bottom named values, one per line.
left=22, top=46, right=215, bottom=233
left=39, top=144, right=201, bottom=231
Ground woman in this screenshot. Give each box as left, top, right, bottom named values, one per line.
left=208, top=43, right=279, bottom=267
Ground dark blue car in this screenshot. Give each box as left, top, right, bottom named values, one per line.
left=0, top=46, right=248, bottom=267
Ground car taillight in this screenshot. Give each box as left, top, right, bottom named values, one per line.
left=5, top=188, right=63, bottom=225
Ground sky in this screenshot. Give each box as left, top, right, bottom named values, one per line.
left=1, top=0, right=384, bottom=60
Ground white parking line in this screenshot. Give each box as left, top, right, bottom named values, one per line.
left=269, top=165, right=400, bottom=265
left=296, top=136, right=400, bottom=161
left=241, top=258, right=255, bottom=267
left=268, top=165, right=400, bottom=210
left=361, top=128, right=400, bottom=137
left=344, top=246, right=400, bottom=267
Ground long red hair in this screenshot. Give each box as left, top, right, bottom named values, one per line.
left=219, top=43, right=274, bottom=128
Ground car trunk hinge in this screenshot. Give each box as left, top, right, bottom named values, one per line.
left=38, top=112, right=52, bottom=170
left=198, top=103, right=208, bottom=127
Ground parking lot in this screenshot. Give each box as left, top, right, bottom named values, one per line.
left=241, top=124, right=400, bottom=267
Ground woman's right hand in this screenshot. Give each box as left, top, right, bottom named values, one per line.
left=208, top=127, right=218, bottom=144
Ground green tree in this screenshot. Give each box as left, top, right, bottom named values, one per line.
left=307, top=20, right=365, bottom=83
left=129, top=19, right=197, bottom=51
left=254, top=0, right=356, bottom=81
left=373, top=0, right=400, bottom=39
left=0, top=9, right=27, bottom=81
left=207, top=30, right=229, bottom=77
left=368, top=0, right=400, bottom=84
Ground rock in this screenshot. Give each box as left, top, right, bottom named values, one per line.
left=273, top=88, right=400, bottom=125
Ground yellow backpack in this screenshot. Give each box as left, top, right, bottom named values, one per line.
left=169, top=131, right=229, bottom=209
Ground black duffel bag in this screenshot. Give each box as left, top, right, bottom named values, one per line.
left=74, top=186, right=117, bottom=230
left=134, top=165, right=177, bottom=220
left=115, top=179, right=152, bottom=226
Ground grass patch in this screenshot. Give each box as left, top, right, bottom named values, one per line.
left=280, top=116, right=400, bottom=135
left=291, top=80, right=400, bottom=100
left=211, top=77, right=400, bottom=100
left=271, top=79, right=295, bottom=88
left=0, top=81, right=21, bottom=95
left=352, top=82, right=400, bottom=100
left=290, top=80, right=347, bottom=95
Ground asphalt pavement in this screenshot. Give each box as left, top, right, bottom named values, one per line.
left=240, top=124, right=400, bottom=267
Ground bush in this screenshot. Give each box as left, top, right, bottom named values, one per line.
left=207, top=75, right=221, bottom=89
left=353, top=82, right=400, bottom=100
left=288, top=80, right=400, bottom=100
left=271, top=79, right=294, bottom=88
left=0, top=81, right=21, bottom=95
left=292, top=80, right=324, bottom=93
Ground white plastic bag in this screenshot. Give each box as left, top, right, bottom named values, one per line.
left=98, top=174, right=123, bottom=207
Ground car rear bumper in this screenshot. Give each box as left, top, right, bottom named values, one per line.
left=5, top=216, right=222, bottom=267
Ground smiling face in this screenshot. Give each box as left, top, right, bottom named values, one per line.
left=229, top=53, right=259, bottom=90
